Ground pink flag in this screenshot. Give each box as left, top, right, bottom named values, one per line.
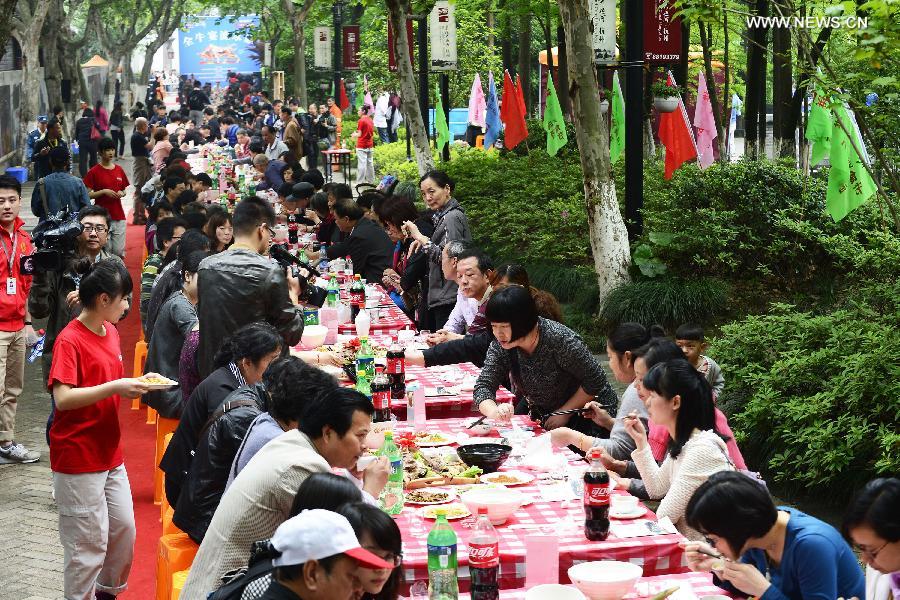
left=693, top=72, right=717, bottom=169
left=363, top=75, right=374, bottom=110
left=468, top=73, right=487, bottom=129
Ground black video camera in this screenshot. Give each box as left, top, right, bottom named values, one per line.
left=269, top=243, right=327, bottom=308
left=22, top=212, right=84, bottom=274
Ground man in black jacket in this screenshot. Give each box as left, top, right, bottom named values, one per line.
left=318, top=198, right=393, bottom=283
left=188, top=80, right=211, bottom=126
left=196, top=197, right=305, bottom=378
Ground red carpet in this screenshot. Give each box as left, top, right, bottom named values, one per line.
left=118, top=218, right=159, bottom=598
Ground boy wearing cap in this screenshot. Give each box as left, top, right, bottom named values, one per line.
left=25, top=116, right=48, bottom=168
left=258, top=509, right=393, bottom=600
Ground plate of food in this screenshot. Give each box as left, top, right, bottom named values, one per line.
left=405, top=488, right=456, bottom=505
left=139, top=375, right=179, bottom=390
left=609, top=506, right=647, bottom=519
left=421, top=503, right=472, bottom=520
left=415, top=432, right=455, bottom=447
left=479, top=471, right=535, bottom=486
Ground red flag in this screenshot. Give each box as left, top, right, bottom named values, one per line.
left=515, top=74, right=527, bottom=119
left=339, top=79, right=350, bottom=111
left=658, top=72, right=697, bottom=179
left=500, top=70, right=528, bottom=149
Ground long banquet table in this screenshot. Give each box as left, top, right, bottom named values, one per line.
left=391, top=417, right=690, bottom=592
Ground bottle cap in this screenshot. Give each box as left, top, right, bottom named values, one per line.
left=478, top=507, right=488, bottom=515
left=384, top=431, right=393, bottom=439
left=357, top=370, right=366, bottom=377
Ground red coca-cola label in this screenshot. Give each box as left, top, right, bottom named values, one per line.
left=350, top=291, right=364, bottom=307
left=468, top=542, right=499, bottom=568
left=386, top=357, right=404, bottom=374
left=373, top=390, right=390, bottom=410
left=584, top=483, right=611, bottom=507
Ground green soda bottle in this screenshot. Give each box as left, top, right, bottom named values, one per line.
left=355, top=370, right=371, bottom=400
left=355, top=337, right=375, bottom=380
left=378, top=431, right=404, bottom=515
left=326, top=274, right=340, bottom=307
left=427, top=510, right=459, bottom=599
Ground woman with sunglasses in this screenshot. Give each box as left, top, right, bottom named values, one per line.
left=842, top=478, right=900, bottom=600
left=683, top=471, right=864, bottom=600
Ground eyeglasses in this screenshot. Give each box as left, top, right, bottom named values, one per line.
left=264, top=224, right=275, bottom=237
left=82, top=224, right=108, bottom=233
left=362, top=548, right=402, bottom=568
left=855, top=540, right=889, bottom=560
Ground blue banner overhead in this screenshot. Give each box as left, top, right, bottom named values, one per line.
left=178, top=15, right=260, bottom=83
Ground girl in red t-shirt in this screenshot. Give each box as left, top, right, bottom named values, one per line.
left=49, top=258, right=158, bottom=599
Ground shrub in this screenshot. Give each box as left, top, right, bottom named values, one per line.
left=638, top=159, right=900, bottom=291
left=709, top=282, right=900, bottom=501
left=598, top=277, right=729, bottom=333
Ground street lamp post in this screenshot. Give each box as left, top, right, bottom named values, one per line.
left=624, top=0, right=644, bottom=240
left=332, top=0, right=344, bottom=98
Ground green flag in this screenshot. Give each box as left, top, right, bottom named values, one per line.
left=543, top=74, right=568, bottom=156
left=827, top=104, right=876, bottom=222
left=435, top=86, right=451, bottom=153
left=805, top=88, right=832, bottom=166
left=610, top=72, right=625, bottom=164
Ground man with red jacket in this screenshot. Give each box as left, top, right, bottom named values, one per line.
left=0, top=175, right=39, bottom=463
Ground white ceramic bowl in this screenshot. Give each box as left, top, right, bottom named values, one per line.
left=301, top=325, right=329, bottom=348
left=567, top=561, right=643, bottom=600
left=525, top=584, right=586, bottom=600
left=460, top=487, right=524, bottom=525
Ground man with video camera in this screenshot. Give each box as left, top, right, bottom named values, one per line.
left=29, top=205, right=127, bottom=442
left=196, top=197, right=307, bottom=379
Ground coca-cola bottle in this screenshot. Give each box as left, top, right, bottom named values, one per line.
left=468, top=507, right=500, bottom=600
left=371, top=368, right=392, bottom=423
left=584, top=448, right=611, bottom=541
left=349, top=274, right=365, bottom=321
left=385, top=341, right=406, bottom=401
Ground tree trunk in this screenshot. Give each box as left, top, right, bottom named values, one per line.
left=744, top=0, right=768, bottom=159
left=283, top=0, right=315, bottom=107
left=783, top=26, right=831, bottom=143
left=0, top=0, right=18, bottom=61
left=772, top=0, right=793, bottom=158
left=517, top=13, right=532, bottom=114
left=385, top=0, right=433, bottom=175
left=698, top=23, right=725, bottom=158
left=15, top=0, right=52, bottom=163
left=555, top=24, right=570, bottom=117
left=557, top=0, right=630, bottom=304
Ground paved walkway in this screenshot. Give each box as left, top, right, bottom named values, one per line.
left=0, top=156, right=139, bottom=599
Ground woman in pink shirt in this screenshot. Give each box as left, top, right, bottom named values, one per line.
left=151, top=128, right=173, bottom=173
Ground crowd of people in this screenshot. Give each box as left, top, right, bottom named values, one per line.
left=4, top=73, right=898, bottom=600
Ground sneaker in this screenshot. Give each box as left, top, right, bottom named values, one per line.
left=0, top=442, right=40, bottom=463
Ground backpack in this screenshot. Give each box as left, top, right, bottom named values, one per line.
left=208, top=540, right=277, bottom=600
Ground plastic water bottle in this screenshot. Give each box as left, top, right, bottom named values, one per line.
left=355, top=308, right=371, bottom=338
left=427, top=510, right=459, bottom=599
left=378, top=431, right=404, bottom=514
left=27, top=333, right=45, bottom=364
left=345, top=255, right=354, bottom=276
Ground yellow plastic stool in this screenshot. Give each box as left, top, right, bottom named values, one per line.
left=171, top=569, right=190, bottom=600
left=476, top=135, right=485, bottom=149
left=160, top=433, right=174, bottom=521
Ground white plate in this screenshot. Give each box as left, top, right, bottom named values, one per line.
left=415, top=433, right=455, bottom=447
left=609, top=506, right=647, bottom=519
left=404, top=488, right=457, bottom=505
left=480, top=471, right=536, bottom=486
left=421, top=503, right=471, bottom=520
left=140, top=376, right=178, bottom=390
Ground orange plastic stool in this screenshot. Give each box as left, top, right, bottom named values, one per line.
left=154, top=418, right=179, bottom=505
left=162, top=506, right=182, bottom=536
left=476, top=135, right=485, bottom=149
left=156, top=533, right=198, bottom=600
left=171, top=569, right=190, bottom=600
left=131, top=339, right=148, bottom=410
left=160, top=433, right=174, bottom=521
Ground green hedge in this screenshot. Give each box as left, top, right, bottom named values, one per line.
left=709, top=282, right=900, bottom=501
left=598, top=277, right=729, bottom=333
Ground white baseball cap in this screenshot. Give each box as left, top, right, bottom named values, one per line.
left=271, top=509, right=393, bottom=570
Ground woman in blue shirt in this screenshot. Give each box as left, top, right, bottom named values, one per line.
left=683, top=471, right=865, bottom=600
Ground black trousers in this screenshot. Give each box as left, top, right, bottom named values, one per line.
left=78, top=141, right=97, bottom=177
left=110, top=129, right=126, bottom=156
left=303, top=141, right=319, bottom=170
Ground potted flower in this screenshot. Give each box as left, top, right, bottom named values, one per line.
left=599, top=88, right=612, bottom=114
left=651, top=81, right=682, bottom=113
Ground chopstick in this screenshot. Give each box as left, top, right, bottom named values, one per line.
left=466, top=415, right=488, bottom=430
left=541, top=407, right=590, bottom=418
left=697, top=547, right=724, bottom=559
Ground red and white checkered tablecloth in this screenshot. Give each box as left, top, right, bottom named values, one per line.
left=443, top=572, right=731, bottom=599
left=337, top=302, right=415, bottom=334
left=393, top=417, right=690, bottom=593
left=390, top=363, right=515, bottom=420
